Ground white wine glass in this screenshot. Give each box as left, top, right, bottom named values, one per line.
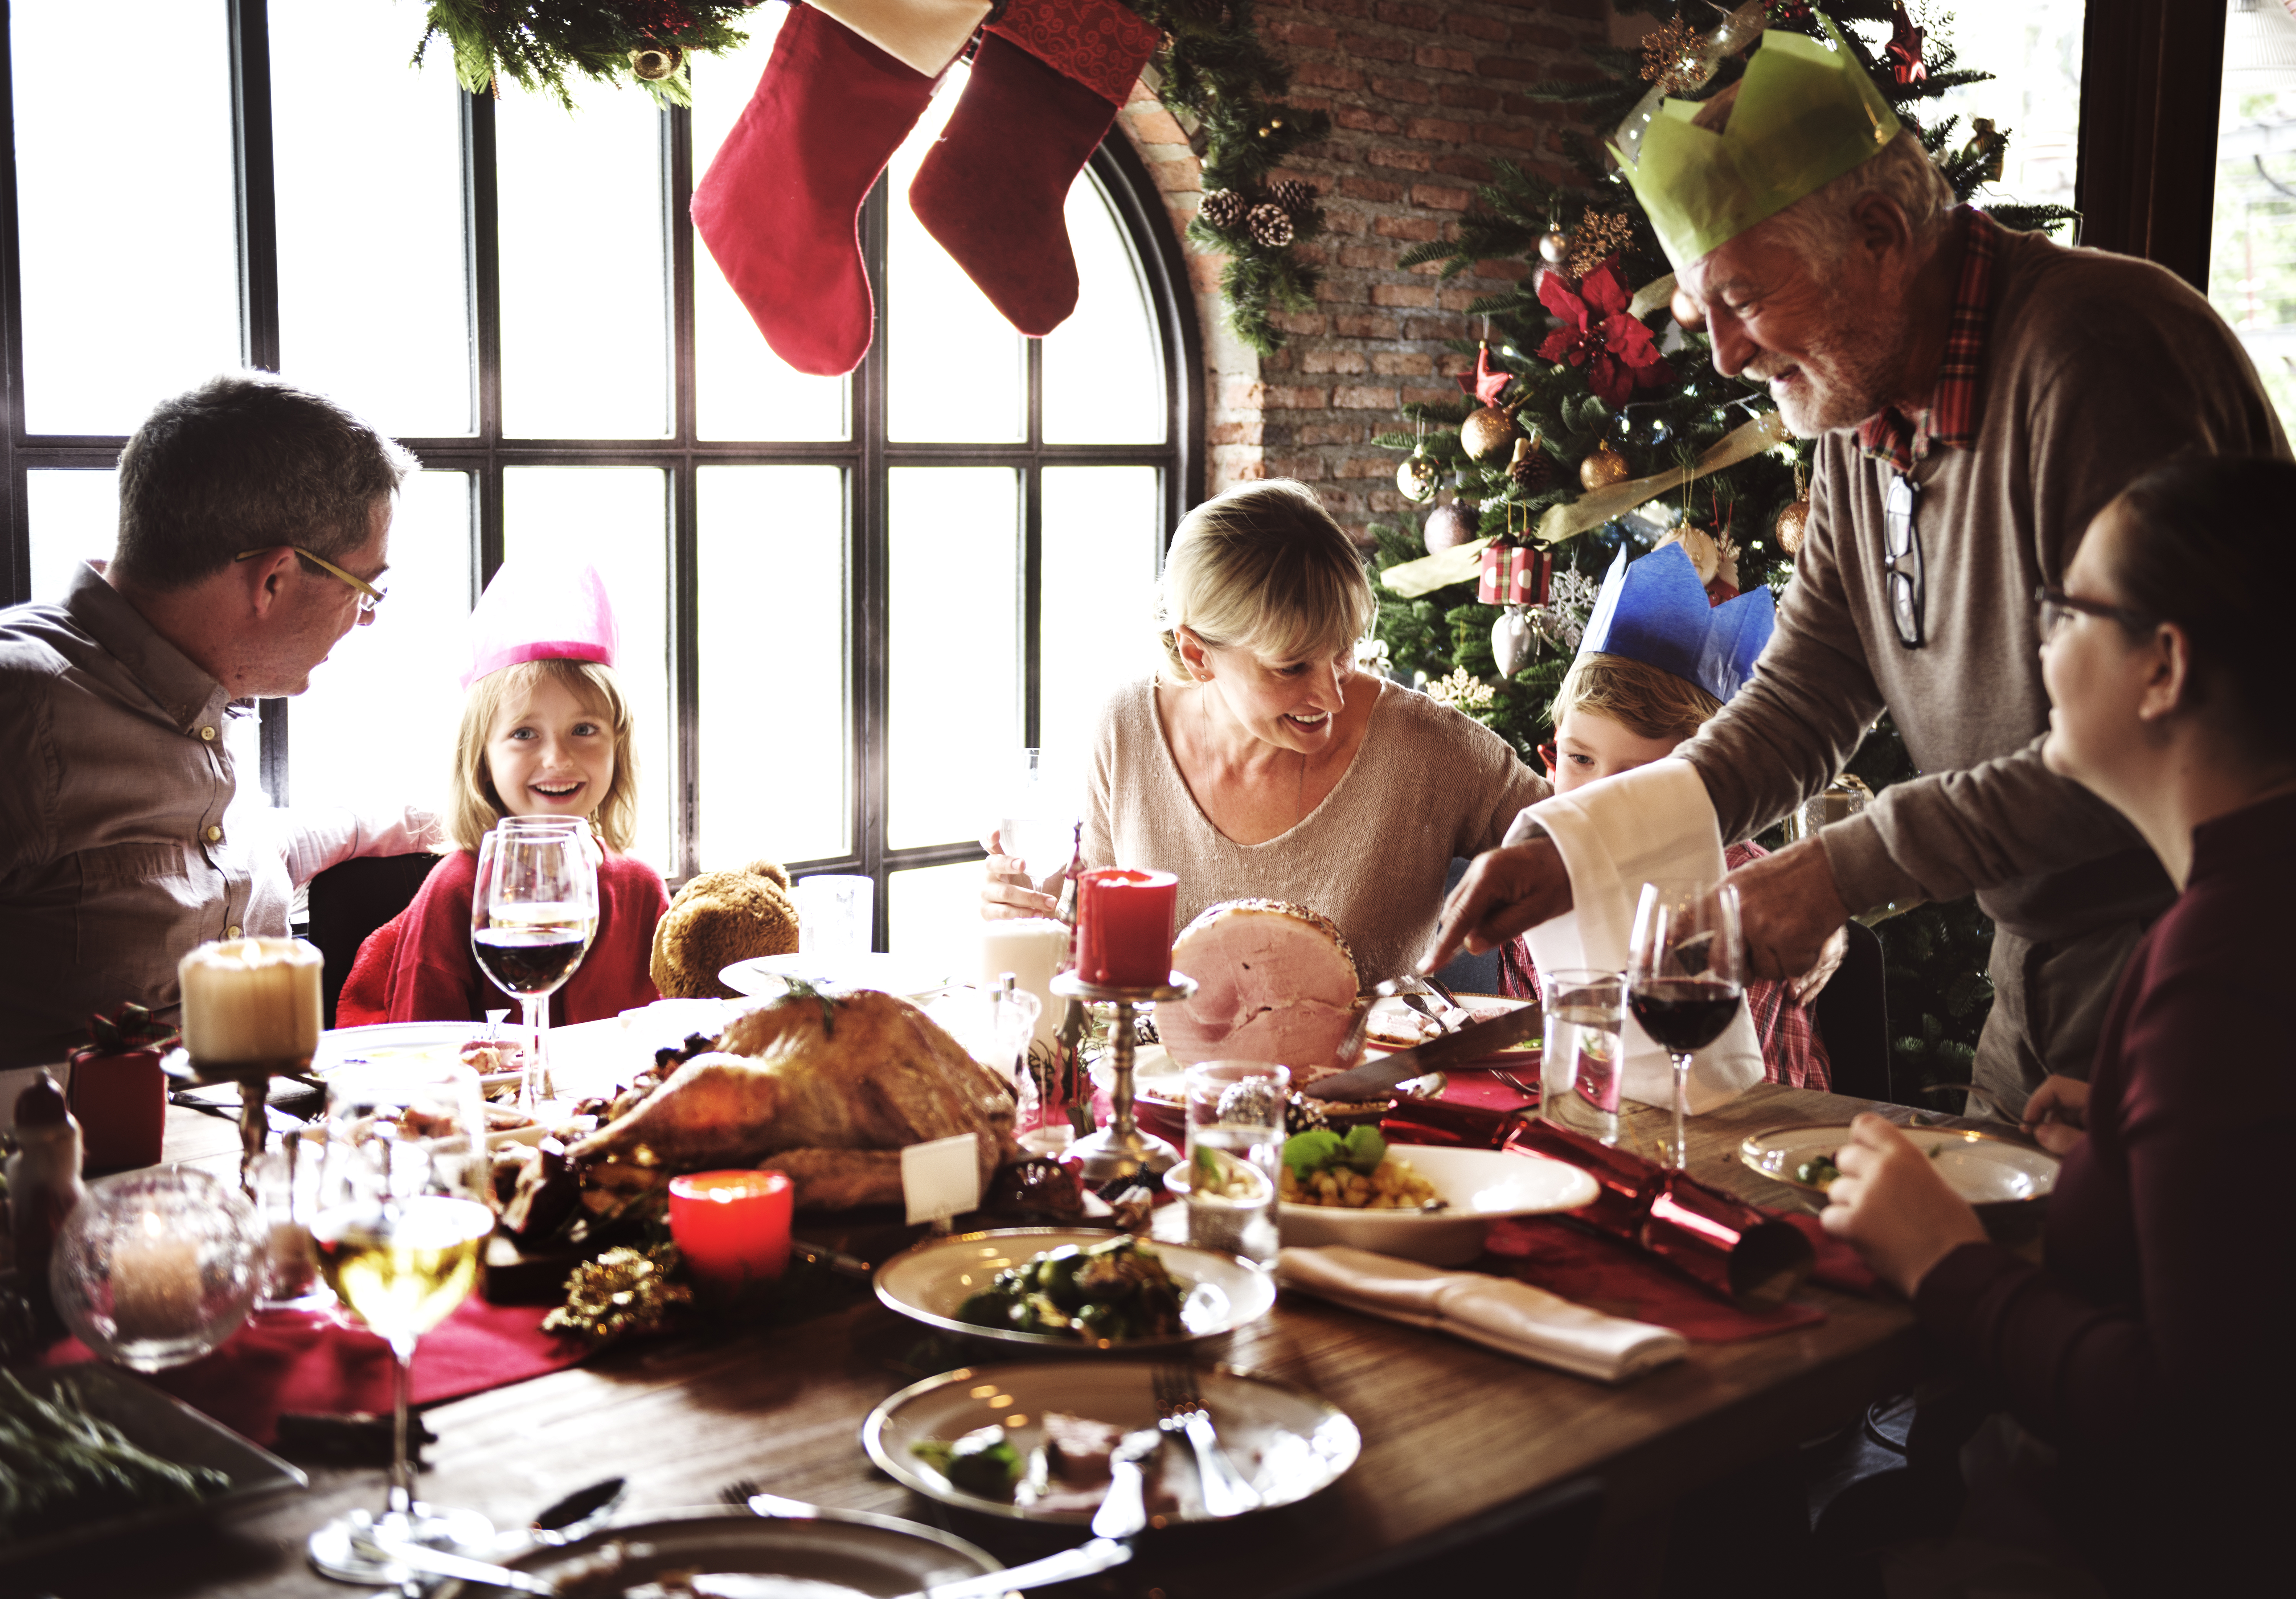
left=304, top=1060, right=499, bottom=1582
left=471, top=817, right=598, bottom=1107
left=1625, top=878, right=1747, bottom=1171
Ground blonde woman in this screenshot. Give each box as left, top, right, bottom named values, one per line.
left=983, top=479, right=1546, bottom=983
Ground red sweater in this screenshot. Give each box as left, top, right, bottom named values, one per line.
left=1913, top=791, right=2296, bottom=1592
left=336, top=849, right=670, bottom=1027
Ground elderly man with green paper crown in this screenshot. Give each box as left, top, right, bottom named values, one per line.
left=1427, top=15, right=2288, bottom=1122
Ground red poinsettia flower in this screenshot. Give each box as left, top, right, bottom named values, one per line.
left=1536, top=256, right=1671, bottom=408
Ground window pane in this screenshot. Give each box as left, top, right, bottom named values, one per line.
left=13, top=0, right=238, bottom=435
left=289, top=471, right=473, bottom=817
left=691, top=12, right=851, bottom=442
left=1040, top=466, right=1162, bottom=785
left=696, top=466, right=850, bottom=866
left=1929, top=5, right=2084, bottom=218
left=1043, top=171, right=1165, bottom=444
left=26, top=471, right=119, bottom=603
left=504, top=468, right=674, bottom=870
left=2213, top=18, right=2296, bottom=432
left=887, top=468, right=1017, bottom=847
left=886, top=65, right=1026, bottom=443
left=889, top=860, right=986, bottom=974
left=271, top=0, right=471, bottom=437
left=497, top=85, right=669, bottom=438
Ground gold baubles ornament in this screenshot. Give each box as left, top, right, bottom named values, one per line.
left=1423, top=502, right=1478, bottom=553
left=1461, top=398, right=1523, bottom=462
left=1670, top=284, right=1706, bottom=331
left=1538, top=228, right=1570, bottom=265
left=1579, top=442, right=1631, bottom=491
left=629, top=45, right=683, bottom=81
left=1396, top=450, right=1440, bottom=505
left=1775, top=497, right=1812, bottom=556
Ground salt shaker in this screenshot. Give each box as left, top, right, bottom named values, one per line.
left=6, top=1073, right=87, bottom=1332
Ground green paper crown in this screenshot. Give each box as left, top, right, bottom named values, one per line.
left=1614, top=18, right=1900, bottom=269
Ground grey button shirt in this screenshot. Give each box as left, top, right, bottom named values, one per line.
left=0, top=564, right=434, bottom=1068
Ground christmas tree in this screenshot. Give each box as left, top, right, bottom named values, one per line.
left=1368, top=1, right=2074, bottom=1096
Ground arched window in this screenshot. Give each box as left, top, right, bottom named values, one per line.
left=1, top=0, right=1199, bottom=962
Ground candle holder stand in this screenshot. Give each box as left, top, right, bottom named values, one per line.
left=1049, top=971, right=1196, bottom=1186
left=161, top=1048, right=310, bottom=1193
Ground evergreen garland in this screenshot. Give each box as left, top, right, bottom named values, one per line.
left=414, top=1, right=756, bottom=109
left=1371, top=0, right=2077, bottom=1096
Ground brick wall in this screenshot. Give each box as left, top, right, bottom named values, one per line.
left=1115, top=0, right=1617, bottom=534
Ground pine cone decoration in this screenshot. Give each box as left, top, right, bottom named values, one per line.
left=1199, top=189, right=1248, bottom=230
left=1247, top=203, right=1296, bottom=248
left=1508, top=434, right=1554, bottom=493
left=1270, top=179, right=1317, bottom=214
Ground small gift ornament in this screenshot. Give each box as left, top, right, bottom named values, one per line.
left=68, top=1004, right=178, bottom=1174
left=1477, top=541, right=1552, bottom=609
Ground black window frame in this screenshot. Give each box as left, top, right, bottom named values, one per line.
left=0, top=0, right=1204, bottom=946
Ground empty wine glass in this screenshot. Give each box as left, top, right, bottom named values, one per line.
left=1626, top=878, right=1746, bottom=1171
left=471, top=817, right=597, bottom=1107
left=305, top=1060, right=499, bottom=1582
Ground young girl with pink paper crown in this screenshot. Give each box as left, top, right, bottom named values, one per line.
left=336, top=562, right=670, bottom=1026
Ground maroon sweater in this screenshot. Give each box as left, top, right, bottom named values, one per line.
left=337, top=849, right=669, bottom=1027
left=1914, top=791, right=2296, bottom=1590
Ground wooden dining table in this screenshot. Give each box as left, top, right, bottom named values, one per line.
left=16, top=1080, right=1939, bottom=1599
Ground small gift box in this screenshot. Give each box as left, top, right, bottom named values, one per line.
left=1477, top=543, right=1552, bottom=608
left=68, top=1004, right=177, bottom=1174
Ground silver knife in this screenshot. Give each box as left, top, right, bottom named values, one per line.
left=1089, top=1429, right=1165, bottom=1540
left=1306, top=1001, right=1544, bottom=1103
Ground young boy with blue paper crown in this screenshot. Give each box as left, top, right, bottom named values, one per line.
left=337, top=560, right=671, bottom=1026
left=1499, top=539, right=1837, bottom=1099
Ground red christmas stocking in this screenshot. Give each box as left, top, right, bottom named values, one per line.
left=907, top=0, right=1163, bottom=337
left=691, top=4, right=939, bottom=377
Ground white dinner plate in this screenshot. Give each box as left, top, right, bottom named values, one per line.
left=1272, top=1144, right=1601, bottom=1266
left=1739, top=1122, right=2061, bottom=1204
left=311, top=1021, right=487, bottom=1079
left=873, top=1227, right=1275, bottom=1351
left=719, top=952, right=956, bottom=1001
left=445, top=1505, right=1000, bottom=1597
left=865, top=1361, right=1360, bottom=1526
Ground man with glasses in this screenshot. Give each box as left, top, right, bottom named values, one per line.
left=0, top=372, right=437, bottom=1070
left=1429, top=21, right=2287, bottom=1117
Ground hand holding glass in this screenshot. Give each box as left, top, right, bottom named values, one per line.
left=1626, top=879, right=1746, bottom=1171
left=471, top=817, right=597, bottom=1107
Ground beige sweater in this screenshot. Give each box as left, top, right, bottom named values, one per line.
left=1083, top=677, right=1548, bottom=984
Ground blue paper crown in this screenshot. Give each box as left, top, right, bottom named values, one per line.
left=1576, top=543, right=1775, bottom=704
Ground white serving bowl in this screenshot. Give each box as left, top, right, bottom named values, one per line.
left=1277, top=1145, right=1599, bottom=1266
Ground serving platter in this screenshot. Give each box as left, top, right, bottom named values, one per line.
left=719, top=953, right=955, bottom=1001
left=873, top=1227, right=1275, bottom=1351
left=1273, top=1144, right=1601, bottom=1265
left=311, top=1020, right=489, bottom=1079
left=0, top=1364, right=307, bottom=1568
left=865, top=1360, right=1360, bottom=1526
left=443, top=1505, right=1001, bottom=1597
left=1740, top=1122, right=2061, bottom=1204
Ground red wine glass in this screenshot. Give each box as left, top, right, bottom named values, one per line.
left=470, top=817, right=597, bottom=1107
left=1626, top=878, right=1746, bottom=1171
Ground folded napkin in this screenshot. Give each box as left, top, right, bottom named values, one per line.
left=1512, top=757, right=1763, bottom=1113
left=1278, top=1245, right=1688, bottom=1383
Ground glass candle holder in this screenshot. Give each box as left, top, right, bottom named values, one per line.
left=667, top=1170, right=795, bottom=1289
left=49, top=1168, right=265, bottom=1371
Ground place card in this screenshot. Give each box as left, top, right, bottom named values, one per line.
left=902, top=1132, right=982, bottom=1227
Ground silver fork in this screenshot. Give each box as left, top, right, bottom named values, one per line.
left=1152, top=1366, right=1261, bottom=1518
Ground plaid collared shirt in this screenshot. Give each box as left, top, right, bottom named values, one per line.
left=1856, top=205, right=1999, bottom=474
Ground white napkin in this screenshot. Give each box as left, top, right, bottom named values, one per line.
left=1278, top=1246, right=1688, bottom=1384
left=1508, top=757, right=1763, bottom=1113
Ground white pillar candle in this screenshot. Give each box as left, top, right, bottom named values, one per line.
left=979, top=918, right=1070, bottom=1051
left=179, top=938, right=323, bottom=1064
left=110, top=1213, right=205, bottom=1342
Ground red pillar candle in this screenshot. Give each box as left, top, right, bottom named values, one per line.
left=1074, top=868, right=1179, bottom=987
left=667, top=1170, right=794, bottom=1287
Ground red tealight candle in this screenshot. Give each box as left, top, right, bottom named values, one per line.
left=666, top=1170, right=794, bottom=1288
left=1075, top=867, right=1179, bottom=988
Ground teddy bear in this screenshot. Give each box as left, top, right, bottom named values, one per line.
left=649, top=859, right=800, bottom=999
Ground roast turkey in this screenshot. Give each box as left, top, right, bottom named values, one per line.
left=569, top=988, right=1018, bottom=1209
left=1157, top=899, right=1362, bottom=1071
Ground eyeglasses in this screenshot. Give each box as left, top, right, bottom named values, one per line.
left=1883, top=473, right=1923, bottom=649
left=2033, top=585, right=2154, bottom=644
left=235, top=545, right=387, bottom=615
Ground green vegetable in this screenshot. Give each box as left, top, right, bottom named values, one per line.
left=910, top=1426, right=1022, bottom=1498
left=1795, top=1156, right=1843, bottom=1189
left=1341, top=1125, right=1387, bottom=1174
left=948, top=1236, right=1186, bottom=1346
left=0, top=1371, right=232, bottom=1543
left=1283, top=1125, right=1386, bottom=1178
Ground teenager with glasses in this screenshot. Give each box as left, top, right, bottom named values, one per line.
left=1820, top=455, right=2296, bottom=1593
left=0, top=373, right=439, bottom=1068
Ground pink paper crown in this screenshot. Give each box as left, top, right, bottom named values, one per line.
left=462, top=560, right=620, bottom=689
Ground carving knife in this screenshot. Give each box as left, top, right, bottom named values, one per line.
left=1305, top=1002, right=1545, bottom=1103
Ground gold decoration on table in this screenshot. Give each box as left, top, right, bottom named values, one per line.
left=1639, top=15, right=1706, bottom=94
left=544, top=1243, right=693, bottom=1342
left=1578, top=442, right=1632, bottom=491
left=1565, top=211, right=1636, bottom=282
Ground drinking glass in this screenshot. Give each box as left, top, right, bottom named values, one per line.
left=305, top=1060, right=499, bottom=1580
left=1176, top=1061, right=1288, bottom=1266
left=793, top=873, right=874, bottom=957
left=1538, top=969, right=1627, bottom=1146
left=1626, top=879, right=1746, bottom=1171
left=471, top=817, right=597, bottom=1107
